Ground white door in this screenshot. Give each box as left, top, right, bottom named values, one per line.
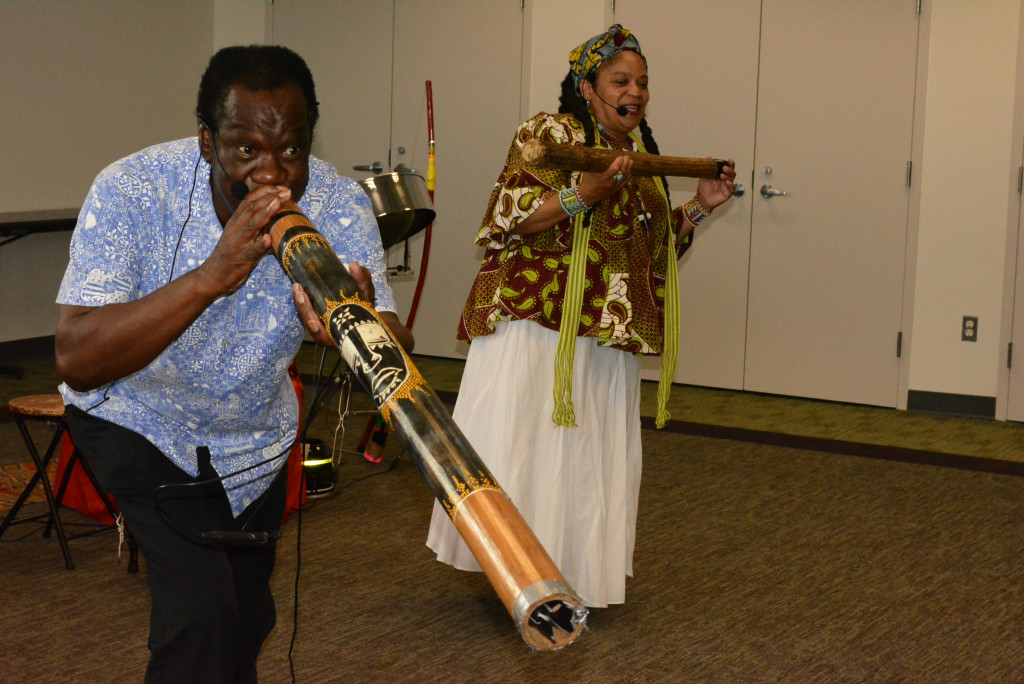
left=618, top=1, right=918, bottom=404
left=272, top=1, right=524, bottom=358
left=744, top=0, right=919, bottom=407
left=614, top=0, right=761, bottom=390
left=1005, top=135, right=1024, bottom=420
left=271, top=1, right=395, bottom=179
left=386, top=0, right=525, bottom=358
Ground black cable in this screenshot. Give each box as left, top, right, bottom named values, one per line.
left=288, top=461, right=304, bottom=683
left=147, top=345, right=345, bottom=681
left=169, top=151, right=202, bottom=285
left=153, top=342, right=365, bottom=677
left=152, top=349, right=344, bottom=542
left=153, top=448, right=290, bottom=546
left=86, top=147, right=202, bottom=417
left=288, top=343, right=344, bottom=681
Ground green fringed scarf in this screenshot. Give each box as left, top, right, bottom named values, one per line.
left=551, top=132, right=679, bottom=429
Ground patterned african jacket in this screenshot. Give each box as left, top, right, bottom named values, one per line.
left=457, top=112, right=690, bottom=355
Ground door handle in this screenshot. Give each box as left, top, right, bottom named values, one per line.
left=733, top=183, right=746, bottom=197
left=760, top=184, right=787, bottom=199
left=353, top=161, right=384, bottom=175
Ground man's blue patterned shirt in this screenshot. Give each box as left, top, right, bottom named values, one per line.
left=58, top=138, right=395, bottom=515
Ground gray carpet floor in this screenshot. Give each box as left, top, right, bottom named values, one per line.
left=2, top=344, right=1024, bottom=682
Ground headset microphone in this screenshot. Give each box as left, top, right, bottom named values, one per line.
left=201, top=120, right=251, bottom=211
left=594, top=92, right=629, bottom=117
left=230, top=181, right=250, bottom=202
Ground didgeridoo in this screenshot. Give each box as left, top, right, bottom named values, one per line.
left=267, top=202, right=588, bottom=650
left=522, top=138, right=727, bottom=179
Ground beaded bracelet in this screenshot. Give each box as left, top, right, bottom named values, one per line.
left=573, top=186, right=589, bottom=211
left=683, top=195, right=712, bottom=227
left=558, top=187, right=587, bottom=217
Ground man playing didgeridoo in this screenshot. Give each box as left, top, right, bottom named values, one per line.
left=427, top=25, right=735, bottom=608
left=55, top=45, right=411, bottom=682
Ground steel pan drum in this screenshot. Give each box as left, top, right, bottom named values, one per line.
left=357, top=172, right=435, bottom=249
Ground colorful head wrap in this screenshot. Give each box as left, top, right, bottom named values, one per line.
left=568, top=24, right=645, bottom=95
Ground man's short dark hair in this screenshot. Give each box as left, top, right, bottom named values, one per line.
left=196, top=45, right=320, bottom=135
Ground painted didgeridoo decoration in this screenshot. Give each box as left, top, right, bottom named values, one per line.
left=267, top=202, right=588, bottom=650
left=521, top=138, right=727, bottom=178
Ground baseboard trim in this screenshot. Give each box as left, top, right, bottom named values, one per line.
left=0, top=335, right=55, bottom=359
left=0, top=335, right=56, bottom=389
left=430, top=386, right=1022, bottom=478
left=286, top=382, right=1024, bottom=478
left=646, top=417, right=1024, bottom=477
left=906, top=390, right=995, bottom=419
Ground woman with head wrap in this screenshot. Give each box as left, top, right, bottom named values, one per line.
left=427, top=25, right=736, bottom=608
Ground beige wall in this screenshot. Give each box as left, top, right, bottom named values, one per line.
left=908, top=0, right=1022, bottom=398
left=213, top=0, right=269, bottom=48
left=521, top=0, right=612, bottom=119
left=0, top=1, right=212, bottom=344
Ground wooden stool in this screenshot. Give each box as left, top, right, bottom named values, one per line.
left=0, top=394, right=137, bottom=572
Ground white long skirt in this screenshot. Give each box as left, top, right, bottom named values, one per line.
left=425, top=319, right=643, bottom=607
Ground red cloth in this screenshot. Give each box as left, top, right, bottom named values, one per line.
left=56, top=363, right=308, bottom=525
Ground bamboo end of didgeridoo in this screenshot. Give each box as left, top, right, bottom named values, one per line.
left=513, top=579, right=589, bottom=650
left=453, top=488, right=589, bottom=650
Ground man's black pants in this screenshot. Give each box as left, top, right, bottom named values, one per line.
left=66, top=405, right=288, bottom=684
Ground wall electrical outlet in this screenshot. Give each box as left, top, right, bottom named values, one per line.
left=962, top=316, right=978, bottom=342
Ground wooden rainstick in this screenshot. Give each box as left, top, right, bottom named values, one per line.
left=522, top=138, right=726, bottom=179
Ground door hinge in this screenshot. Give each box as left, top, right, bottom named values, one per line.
left=1018, top=166, right=1023, bottom=195
left=906, top=161, right=913, bottom=188
left=896, top=331, right=903, bottom=358
left=1009, top=342, right=1014, bottom=369
left=916, top=0, right=922, bottom=15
